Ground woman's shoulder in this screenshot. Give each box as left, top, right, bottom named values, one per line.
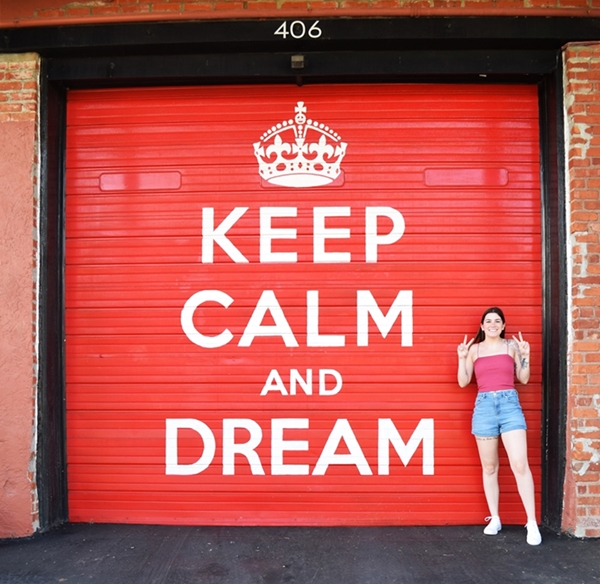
left=506, top=338, right=519, bottom=356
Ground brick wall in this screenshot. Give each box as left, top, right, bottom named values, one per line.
left=0, top=53, right=40, bottom=538
left=564, top=43, right=600, bottom=539
left=0, top=0, right=598, bottom=27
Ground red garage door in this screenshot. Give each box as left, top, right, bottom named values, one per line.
left=65, top=84, right=542, bottom=526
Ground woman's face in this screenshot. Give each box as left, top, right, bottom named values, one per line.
left=481, top=312, right=505, bottom=339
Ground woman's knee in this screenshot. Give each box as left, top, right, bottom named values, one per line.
left=510, top=458, right=530, bottom=476
left=481, top=462, right=499, bottom=476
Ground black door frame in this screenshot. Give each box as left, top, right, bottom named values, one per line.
left=4, top=15, right=585, bottom=531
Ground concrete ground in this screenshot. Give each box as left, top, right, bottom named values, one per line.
left=0, top=523, right=599, bottom=584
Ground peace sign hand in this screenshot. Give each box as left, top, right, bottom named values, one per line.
left=457, top=335, right=474, bottom=360
left=512, top=331, right=530, bottom=358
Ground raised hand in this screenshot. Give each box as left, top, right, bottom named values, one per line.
left=457, top=334, right=474, bottom=360
left=512, top=331, right=530, bottom=359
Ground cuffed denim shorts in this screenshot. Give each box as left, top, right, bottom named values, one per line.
left=471, top=389, right=527, bottom=437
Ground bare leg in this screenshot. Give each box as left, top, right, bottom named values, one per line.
left=501, top=429, right=537, bottom=522
left=475, top=436, right=500, bottom=517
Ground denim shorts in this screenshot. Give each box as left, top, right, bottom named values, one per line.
left=471, top=389, right=527, bottom=437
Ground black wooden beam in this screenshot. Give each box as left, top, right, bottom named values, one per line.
left=2, top=17, right=600, bottom=57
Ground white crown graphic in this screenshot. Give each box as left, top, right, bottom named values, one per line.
left=253, top=101, right=347, bottom=188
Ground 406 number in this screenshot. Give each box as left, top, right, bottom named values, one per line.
left=274, top=20, right=323, bottom=39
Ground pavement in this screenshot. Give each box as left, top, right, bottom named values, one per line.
left=0, top=523, right=599, bottom=584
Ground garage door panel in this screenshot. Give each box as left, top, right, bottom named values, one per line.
left=66, top=84, right=542, bottom=526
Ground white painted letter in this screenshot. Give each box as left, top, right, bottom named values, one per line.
left=271, top=418, right=310, bottom=475
left=260, top=369, right=289, bottom=396
left=165, top=418, right=216, bottom=475
left=378, top=418, right=434, bottom=476
left=260, top=207, right=298, bottom=263
left=239, top=290, right=299, bottom=347
left=306, top=290, right=345, bottom=347
left=313, top=419, right=372, bottom=475
left=181, top=290, right=234, bottom=348
left=356, top=290, right=413, bottom=347
left=313, top=207, right=351, bottom=263
left=290, top=369, right=312, bottom=395
left=319, top=369, right=343, bottom=396
left=223, top=419, right=265, bottom=475
left=202, top=207, right=249, bottom=263
left=365, top=207, right=405, bottom=263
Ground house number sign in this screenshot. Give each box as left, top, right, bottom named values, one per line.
left=274, top=20, right=323, bottom=39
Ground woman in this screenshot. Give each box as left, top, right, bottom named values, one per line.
left=457, top=307, right=542, bottom=546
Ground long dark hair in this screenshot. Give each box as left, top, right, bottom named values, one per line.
left=474, top=306, right=506, bottom=344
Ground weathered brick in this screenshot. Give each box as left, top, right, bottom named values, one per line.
left=91, top=6, right=122, bottom=15
left=65, top=7, right=92, bottom=17
left=122, top=4, right=152, bottom=13
left=0, top=81, right=24, bottom=91
left=183, top=2, right=215, bottom=10
left=246, top=1, right=279, bottom=9
left=151, top=3, right=183, bottom=12
left=35, top=9, right=64, bottom=18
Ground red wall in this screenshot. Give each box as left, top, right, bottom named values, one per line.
left=0, top=53, right=39, bottom=538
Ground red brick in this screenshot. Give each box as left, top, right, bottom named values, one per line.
left=0, top=81, right=23, bottom=91
left=575, top=341, right=600, bottom=352
left=246, top=1, right=279, bottom=8
left=570, top=158, right=591, bottom=168
left=35, top=9, right=65, bottom=18
left=6, top=70, right=36, bottom=81
left=91, top=6, right=122, bottom=15
left=66, top=7, right=92, bottom=17
left=574, top=234, right=599, bottom=243
left=528, top=0, right=559, bottom=6
left=571, top=212, right=599, bottom=222
left=122, top=4, right=152, bottom=13
left=574, top=385, right=600, bottom=396
left=573, top=167, right=600, bottom=177
left=572, top=364, right=600, bottom=374
left=183, top=2, right=215, bottom=10
left=576, top=472, right=600, bottom=483
left=571, top=375, right=589, bottom=385
left=572, top=190, right=599, bottom=199
left=151, top=3, right=183, bottom=12
left=0, top=103, right=23, bottom=113
left=280, top=0, right=311, bottom=8
left=9, top=92, right=37, bottom=102
left=573, top=408, right=600, bottom=418
left=370, top=0, right=403, bottom=6
left=6, top=112, right=36, bottom=122
left=309, top=0, right=343, bottom=7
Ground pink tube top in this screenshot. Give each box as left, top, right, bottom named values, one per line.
left=473, top=354, right=515, bottom=393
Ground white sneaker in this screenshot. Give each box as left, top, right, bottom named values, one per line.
left=526, top=521, right=542, bottom=546
left=483, top=515, right=502, bottom=535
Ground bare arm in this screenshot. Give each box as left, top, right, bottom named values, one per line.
left=457, top=335, right=475, bottom=387
left=511, top=331, right=531, bottom=385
